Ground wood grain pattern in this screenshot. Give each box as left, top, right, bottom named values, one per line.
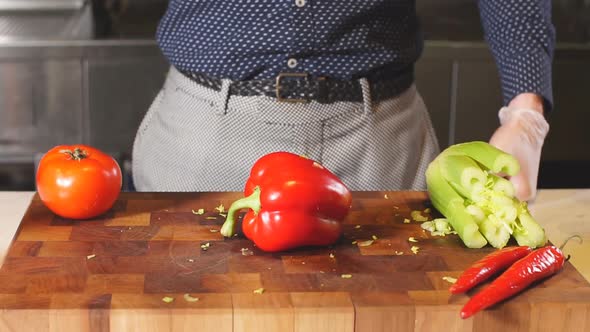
left=233, top=292, right=293, bottom=332
left=291, top=292, right=354, bottom=332
left=0, top=191, right=588, bottom=332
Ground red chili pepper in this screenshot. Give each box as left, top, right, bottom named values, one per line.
left=220, top=151, right=352, bottom=252
left=450, top=246, right=532, bottom=294
left=460, top=245, right=566, bottom=319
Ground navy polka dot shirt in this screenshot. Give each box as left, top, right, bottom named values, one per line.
left=157, top=0, right=555, bottom=110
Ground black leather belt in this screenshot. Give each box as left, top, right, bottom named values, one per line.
left=180, top=68, right=414, bottom=104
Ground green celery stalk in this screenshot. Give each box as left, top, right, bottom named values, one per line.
left=427, top=141, right=547, bottom=250
left=426, top=160, right=487, bottom=248
left=466, top=204, right=486, bottom=223
left=439, top=154, right=487, bottom=200
left=488, top=193, right=518, bottom=223
left=512, top=206, right=547, bottom=248
left=478, top=214, right=511, bottom=249
left=471, top=189, right=519, bottom=248
left=444, top=141, right=520, bottom=176
left=487, top=173, right=516, bottom=198
left=446, top=201, right=488, bottom=249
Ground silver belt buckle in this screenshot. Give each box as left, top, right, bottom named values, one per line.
left=275, top=72, right=310, bottom=103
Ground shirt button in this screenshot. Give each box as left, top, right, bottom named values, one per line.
left=287, top=58, right=298, bottom=68
left=295, top=0, right=306, bottom=7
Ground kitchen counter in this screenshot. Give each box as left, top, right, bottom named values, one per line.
left=528, top=189, right=590, bottom=279
left=0, top=189, right=588, bottom=332
left=0, top=191, right=35, bottom=266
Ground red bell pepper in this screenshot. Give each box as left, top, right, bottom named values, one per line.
left=449, top=246, right=533, bottom=294
left=220, top=151, right=352, bottom=252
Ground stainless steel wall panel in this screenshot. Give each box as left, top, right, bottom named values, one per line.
left=0, top=59, right=83, bottom=159
left=0, top=0, right=93, bottom=41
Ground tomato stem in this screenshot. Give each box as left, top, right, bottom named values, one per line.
left=59, top=148, right=88, bottom=161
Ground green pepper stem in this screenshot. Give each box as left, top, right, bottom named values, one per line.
left=220, top=186, right=262, bottom=237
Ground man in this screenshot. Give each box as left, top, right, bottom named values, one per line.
left=132, top=0, right=553, bottom=201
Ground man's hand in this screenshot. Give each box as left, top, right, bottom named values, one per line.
left=489, top=93, right=550, bottom=201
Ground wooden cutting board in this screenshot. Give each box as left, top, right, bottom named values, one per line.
left=1, top=191, right=589, bottom=332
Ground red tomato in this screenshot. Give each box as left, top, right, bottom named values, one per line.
left=36, top=145, right=122, bottom=219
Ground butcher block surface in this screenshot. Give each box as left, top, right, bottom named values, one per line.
left=1, top=191, right=589, bottom=332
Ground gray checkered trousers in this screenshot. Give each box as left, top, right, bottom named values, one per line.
left=132, top=67, right=440, bottom=192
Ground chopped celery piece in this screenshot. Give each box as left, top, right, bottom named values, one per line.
left=421, top=218, right=453, bottom=236
left=434, top=218, right=452, bottom=233
left=443, top=276, right=458, bottom=284
left=253, top=288, right=265, bottom=294
left=411, top=210, right=429, bottom=222
left=421, top=221, right=436, bottom=232
left=183, top=294, right=200, bottom=302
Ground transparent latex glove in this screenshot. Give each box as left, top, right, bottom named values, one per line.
left=489, top=107, right=550, bottom=201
